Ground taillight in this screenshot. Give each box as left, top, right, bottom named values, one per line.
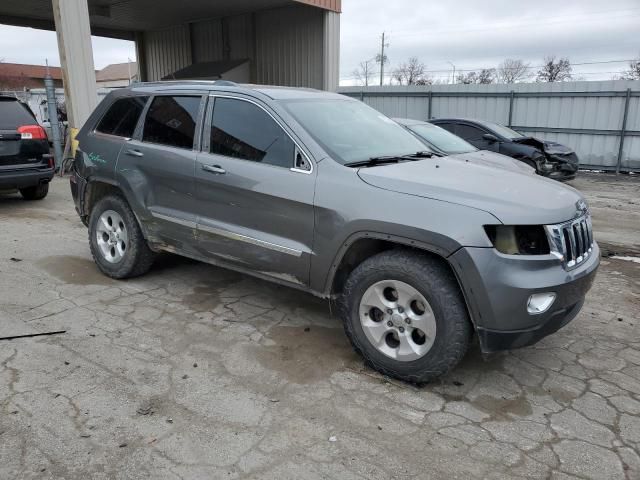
left=18, top=125, right=47, bottom=140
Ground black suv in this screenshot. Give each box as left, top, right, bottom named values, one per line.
left=430, top=118, right=579, bottom=180
left=0, top=96, right=53, bottom=200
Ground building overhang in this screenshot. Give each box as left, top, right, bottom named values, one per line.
left=0, top=0, right=341, bottom=40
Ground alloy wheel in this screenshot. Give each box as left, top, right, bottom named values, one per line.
left=359, top=280, right=437, bottom=361
left=96, top=210, right=128, bottom=264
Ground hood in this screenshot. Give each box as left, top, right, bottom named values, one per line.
left=513, top=136, right=574, bottom=155
left=451, top=150, right=535, bottom=175
left=357, top=156, right=584, bottom=225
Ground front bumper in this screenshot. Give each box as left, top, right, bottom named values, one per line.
left=545, top=154, right=579, bottom=179
left=449, top=242, right=599, bottom=352
left=0, top=166, right=54, bottom=190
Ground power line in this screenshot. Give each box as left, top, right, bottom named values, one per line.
left=341, top=58, right=637, bottom=80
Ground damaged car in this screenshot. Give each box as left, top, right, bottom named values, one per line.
left=429, top=118, right=579, bottom=180
left=393, top=117, right=535, bottom=175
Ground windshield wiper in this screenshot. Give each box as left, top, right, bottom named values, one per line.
left=407, top=150, right=442, bottom=158
left=345, top=151, right=438, bottom=168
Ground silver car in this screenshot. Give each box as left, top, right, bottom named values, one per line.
left=70, top=82, right=599, bottom=383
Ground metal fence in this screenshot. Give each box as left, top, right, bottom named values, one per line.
left=339, top=80, right=640, bottom=172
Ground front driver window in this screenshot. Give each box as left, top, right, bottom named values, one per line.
left=455, top=124, right=487, bottom=143
left=209, top=98, right=294, bottom=168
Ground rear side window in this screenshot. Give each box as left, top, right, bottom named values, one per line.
left=455, top=124, right=486, bottom=142
left=142, top=96, right=201, bottom=149
left=0, top=98, right=37, bottom=129
left=95, top=96, right=148, bottom=138
left=433, top=122, right=456, bottom=134
left=209, top=98, right=294, bottom=168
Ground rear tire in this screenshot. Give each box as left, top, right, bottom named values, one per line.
left=20, top=183, right=49, bottom=200
left=338, top=249, right=472, bottom=384
left=88, top=194, right=155, bottom=279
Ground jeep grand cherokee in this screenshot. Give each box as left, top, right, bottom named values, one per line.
left=70, top=82, right=599, bottom=383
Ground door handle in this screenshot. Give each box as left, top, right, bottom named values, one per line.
left=125, top=149, right=144, bottom=157
left=202, top=164, right=226, bottom=175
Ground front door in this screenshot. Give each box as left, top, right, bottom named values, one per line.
left=456, top=124, right=499, bottom=152
left=194, top=95, right=316, bottom=287
left=117, top=94, right=205, bottom=248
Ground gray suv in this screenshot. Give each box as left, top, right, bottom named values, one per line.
left=70, top=82, right=599, bottom=383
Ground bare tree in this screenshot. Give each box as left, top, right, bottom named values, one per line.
left=536, top=56, right=573, bottom=82
left=352, top=59, right=376, bottom=86
left=619, top=57, right=640, bottom=80
left=496, top=59, right=531, bottom=84
left=391, top=57, right=431, bottom=85
left=457, top=68, right=496, bottom=84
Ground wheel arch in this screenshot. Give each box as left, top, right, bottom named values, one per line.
left=83, top=178, right=122, bottom=219
left=82, top=178, right=149, bottom=239
left=325, top=232, right=479, bottom=330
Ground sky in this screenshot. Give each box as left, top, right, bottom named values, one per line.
left=340, top=0, right=640, bottom=85
left=0, top=25, right=136, bottom=70
left=0, top=0, right=638, bottom=82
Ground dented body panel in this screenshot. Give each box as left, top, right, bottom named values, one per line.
left=430, top=118, right=580, bottom=180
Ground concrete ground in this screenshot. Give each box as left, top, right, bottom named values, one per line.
left=0, top=173, right=638, bottom=480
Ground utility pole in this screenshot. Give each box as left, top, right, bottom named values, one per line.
left=447, top=61, right=456, bottom=84
left=44, top=59, right=63, bottom=171
left=377, top=32, right=389, bottom=86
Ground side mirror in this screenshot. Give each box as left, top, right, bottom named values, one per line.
left=482, top=133, right=499, bottom=143
left=294, top=149, right=311, bottom=172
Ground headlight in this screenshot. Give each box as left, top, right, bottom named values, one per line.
left=484, top=225, right=550, bottom=255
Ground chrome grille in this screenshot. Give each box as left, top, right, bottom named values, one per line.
left=545, top=214, right=594, bottom=269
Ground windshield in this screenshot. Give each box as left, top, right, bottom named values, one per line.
left=282, top=99, right=428, bottom=164
left=408, top=123, right=477, bottom=154
left=481, top=121, right=524, bottom=140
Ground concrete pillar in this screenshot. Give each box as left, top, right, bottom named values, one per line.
left=52, top=0, right=98, bottom=130
left=322, top=10, right=340, bottom=91
left=135, top=31, right=148, bottom=82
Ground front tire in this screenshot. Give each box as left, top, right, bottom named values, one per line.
left=88, top=194, right=155, bottom=279
left=338, top=250, right=472, bottom=384
left=20, top=183, right=49, bottom=200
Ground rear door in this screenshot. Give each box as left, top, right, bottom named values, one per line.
left=83, top=95, right=149, bottom=176
left=0, top=97, right=48, bottom=168
left=194, top=95, right=316, bottom=287
left=119, top=93, right=205, bottom=248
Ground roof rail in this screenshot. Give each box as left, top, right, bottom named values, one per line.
left=212, top=80, right=238, bottom=86
left=133, top=79, right=244, bottom=88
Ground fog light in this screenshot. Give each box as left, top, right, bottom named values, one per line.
left=527, top=293, right=556, bottom=314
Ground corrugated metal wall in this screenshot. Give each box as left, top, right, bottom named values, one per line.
left=339, top=81, right=640, bottom=171
left=191, top=18, right=224, bottom=63
left=143, top=25, right=192, bottom=80
left=255, top=5, right=325, bottom=89
left=294, top=0, right=342, bottom=12
left=140, top=4, right=336, bottom=91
